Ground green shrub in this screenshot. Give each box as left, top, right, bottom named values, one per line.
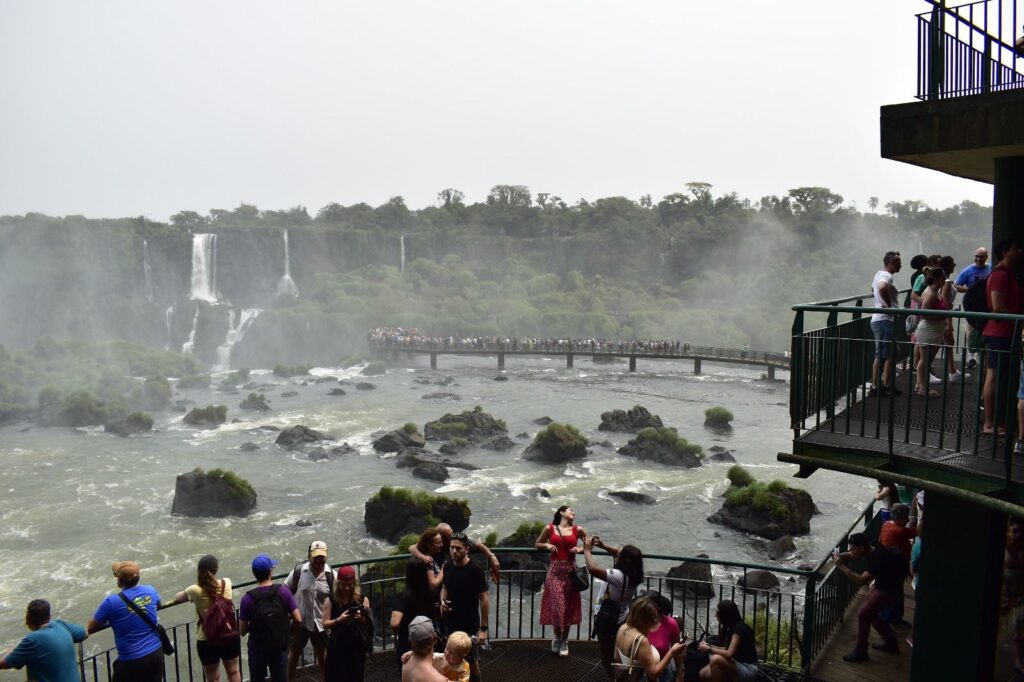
left=339, top=352, right=369, bottom=368
left=177, top=373, right=211, bottom=390
left=60, top=391, right=108, bottom=426
left=273, top=364, right=311, bottom=377
left=403, top=422, right=418, bottom=434
left=724, top=480, right=792, bottom=519
left=126, top=412, right=153, bottom=431
left=183, top=404, right=228, bottom=426
left=483, top=531, right=498, bottom=546
left=372, top=485, right=471, bottom=527
left=636, top=427, right=703, bottom=458
left=450, top=436, right=469, bottom=448
left=201, top=467, right=255, bottom=500
left=362, top=361, right=387, bottom=376
left=221, top=369, right=250, bottom=386
left=727, top=465, right=755, bottom=488
left=745, top=606, right=802, bottom=668
left=137, top=376, right=171, bottom=410
left=532, top=422, right=589, bottom=448
left=704, top=406, right=734, bottom=428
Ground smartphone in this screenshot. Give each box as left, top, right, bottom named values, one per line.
left=832, top=547, right=841, bottom=559
left=347, top=606, right=360, bottom=615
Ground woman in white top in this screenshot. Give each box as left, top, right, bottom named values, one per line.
left=614, top=597, right=686, bottom=682
left=583, top=535, right=644, bottom=675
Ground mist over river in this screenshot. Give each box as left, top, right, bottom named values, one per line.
left=0, top=355, right=873, bottom=657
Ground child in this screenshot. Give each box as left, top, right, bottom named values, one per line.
left=401, top=629, right=472, bottom=682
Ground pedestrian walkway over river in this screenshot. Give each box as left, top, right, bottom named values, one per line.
left=368, top=328, right=790, bottom=377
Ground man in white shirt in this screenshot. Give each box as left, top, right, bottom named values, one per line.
left=870, top=251, right=903, bottom=397
left=285, top=540, right=332, bottom=681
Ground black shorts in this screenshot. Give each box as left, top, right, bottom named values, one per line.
left=197, top=637, right=241, bottom=665
left=984, top=336, right=1012, bottom=370
left=112, top=648, right=163, bottom=682
left=289, top=626, right=328, bottom=653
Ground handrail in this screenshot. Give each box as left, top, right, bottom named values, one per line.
left=793, top=301, right=1024, bottom=323
left=917, top=0, right=1020, bottom=54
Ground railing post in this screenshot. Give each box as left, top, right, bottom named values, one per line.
left=498, top=352, right=504, bottom=369
left=430, top=352, right=437, bottom=369
left=982, top=35, right=992, bottom=93
left=800, top=572, right=817, bottom=670
left=790, top=309, right=804, bottom=435
left=629, top=355, right=636, bottom=372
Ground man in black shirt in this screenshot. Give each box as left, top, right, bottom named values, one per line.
left=833, top=532, right=907, bottom=662
left=440, top=532, right=489, bottom=682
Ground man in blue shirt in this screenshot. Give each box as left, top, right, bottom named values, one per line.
left=0, top=599, right=87, bottom=681
left=955, top=247, right=992, bottom=368
left=87, top=560, right=164, bottom=682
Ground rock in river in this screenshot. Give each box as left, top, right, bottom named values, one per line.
left=276, top=424, right=330, bottom=451
left=171, top=468, right=256, bottom=518
left=598, top=405, right=664, bottom=432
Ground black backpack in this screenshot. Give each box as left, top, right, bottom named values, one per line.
left=286, top=561, right=334, bottom=596
left=249, top=585, right=290, bottom=654
left=962, top=275, right=991, bottom=332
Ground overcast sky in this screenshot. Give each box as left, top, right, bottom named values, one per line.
left=0, top=0, right=994, bottom=221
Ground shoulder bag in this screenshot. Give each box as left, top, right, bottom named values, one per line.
left=611, top=632, right=645, bottom=681
left=118, top=592, right=175, bottom=655
left=594, top=573, right=628, bottom=635
left=555, top=524, right=590, bottom=592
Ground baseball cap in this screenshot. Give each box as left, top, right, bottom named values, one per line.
left=309, top=540, right=328, bottom=558
left=408, top=615, right=436, bottom=646
left=337, top=565, right=356, bottom=581
left=111, top=561, right=140, bottom=581
left=252, top=554, right=277, bottom=573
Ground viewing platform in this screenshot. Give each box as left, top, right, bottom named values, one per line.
left=368, top=330, right=790, bottom=378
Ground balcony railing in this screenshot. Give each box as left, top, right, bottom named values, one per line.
left=917, top=0, right=1024, bottom=100
left=74, top=503, right=881, bottom=680
left=791, top=293, right=1024, bottom=486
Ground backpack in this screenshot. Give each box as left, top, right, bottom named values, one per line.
left=286, top=561, right=334, bottom=596
left=200, top=580, right=239, bottom=646
left=962, top=275, right=991, bottom=332
left=249, top=585, right=290, bottom=654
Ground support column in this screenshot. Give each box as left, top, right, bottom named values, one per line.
left=768, top=365, right=775, bottom=380
left=629, top=355, right=636, bottom=372
left=910, top=493, right=1005, bottom=681
left=497, top=352, right=504, bottom=369
left=993, top=156, right=1024, bottom=249
left=430, top=352, right=437, bottom=369
left=694, top=358, right=702, bottom=375
left=566, top=353, right=574, bottom=369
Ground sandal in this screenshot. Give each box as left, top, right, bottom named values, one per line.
left=915, top=389, right=940, bottom=398
left=981, top=427, right=1008, bottom=438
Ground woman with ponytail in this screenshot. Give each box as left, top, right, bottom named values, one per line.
left=171, top=554, right=241, bottom=682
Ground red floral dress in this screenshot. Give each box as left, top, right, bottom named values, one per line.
left=539, top=524, right=582, bottom=628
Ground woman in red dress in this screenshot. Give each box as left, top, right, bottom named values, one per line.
left=535, top=505, right=588, bottom=657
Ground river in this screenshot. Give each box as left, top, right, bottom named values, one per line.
left=0, top=354, right=872, bottom=658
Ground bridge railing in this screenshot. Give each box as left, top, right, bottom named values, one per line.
left=73, top=503, right=881, bottom=679
left=790, top=299, right=1024, bottom=484
left=916, top=0, right=1024, bottom=100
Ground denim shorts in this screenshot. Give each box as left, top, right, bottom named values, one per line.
left=871, top=319, right=894, bottom=360
left=1018, top=362, right=1024, bottom=401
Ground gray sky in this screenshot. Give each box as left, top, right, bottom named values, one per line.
left=0, top=0, right=993, bottom=221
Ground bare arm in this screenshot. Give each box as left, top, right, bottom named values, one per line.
left=834, top=557, right=873, bottom=587
left=239, top=618, right=249, bottom=637
left=170, top=590, right=189, bottom=606
left=535, top=525, right=556, bottom=554
left=992, top=289, right=1009, bottom=314
left=582, top=538, right=608, bottom=581
left=478, top=591, right=490, bottom=643
left=86, top=618, right=103, bottom=635
left=409, top=543, right=433, bottom=566
left=475, top=540, right=501, bottom=584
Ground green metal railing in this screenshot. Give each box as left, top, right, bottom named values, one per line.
left=790, top=294, right=1024, bottom=485
left=73, top=504, right=882, bottom=680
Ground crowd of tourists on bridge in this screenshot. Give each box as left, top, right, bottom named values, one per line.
left=368, top=327, right=778, bottom=360
left=1, top=505, right=777, bottom=682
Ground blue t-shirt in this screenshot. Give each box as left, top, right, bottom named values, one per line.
left=3, top=619, right=86, bottom=682
left=955, top=263, right=991, bottom=288
left=93, top=585, right=162, bottom=661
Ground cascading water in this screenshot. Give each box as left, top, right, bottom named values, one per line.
left=276, top=229, right=299, bottom=297
left=143, top=239, right=154, bottom=302
left=400, top=234, right=406, bottom=274
left=164, top=306, right=174, bottom=350
left=189, top=234, right=218, bottom=302
left=181, top=306, right=200, bottom=355
left=215, top=308, right=260, bottom=371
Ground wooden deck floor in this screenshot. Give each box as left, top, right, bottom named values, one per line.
left=810, top=581, right=915, bottom=682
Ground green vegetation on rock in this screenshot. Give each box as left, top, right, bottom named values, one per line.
left=403, top=422, right=418, bottom=434
left=362, top=361, right=387, bottom=376
left=195, top=467, right=255, bottom=500
left=727, top=465, right=755, bottom=488
left=183, top=404, right=228, bottom=426
left=177, top=373, right=212, bottom=389
left=127, top=412, right=154, bottom=431
left=636, top=427, right=702, bottom=457
left=273, top=364, right=311, bottom=377
left=725, top=479, right=792, bottom=519
left=704, top=406, right=734, bottom=428
left=370, top=485, right=471, bottom=525
left=532, top=422, right=589, bottom=449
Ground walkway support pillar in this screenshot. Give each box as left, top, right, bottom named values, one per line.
left=768, top=365, right=775, bottom=380
left=910, top=492, right=1005, bottom=681
left=498, top=352, right=504, bottom=369
left=993, top=156, right=1024, bottom=249
left=430, top=352, right=437, bottom=369
left=566, top=353, right=574, bottom=369
left=694, top=358, right=702, bottom=375
left=629, top=355, right=636, bottom=372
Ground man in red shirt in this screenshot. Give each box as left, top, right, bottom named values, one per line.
left=982, top=239, right=1024, bottom=437
left=877, top=503, right=916, bottom=628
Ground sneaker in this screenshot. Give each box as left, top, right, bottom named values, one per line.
left=551, top=638, right=560, bottom=653
left=929, top=374, right=942, bottom=385
left=868, top=387, right=879, bottom=397
left=968, top=358, right=978, bottom=370
left=881, top=385, right=904, bottom=397
left=1015, top=441, right=1024, bottom=456
left=948, top=371, right=962, bottom=383
left=872, top=640, right=900, bottom=653
left=843, top=648, right=869, bottom=663
left=559, top=639, right=569, bottom=657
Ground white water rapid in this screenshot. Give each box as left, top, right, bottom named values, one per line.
left=214, top=308, right=260, bottom=371
left=189, top=234, right=218, bottom=302
left=181, top=306, right=200, bottom=354
left=143, top=239, right=154, bottom=302
left=400, top=234, right=406, bottom=274
left=164, top=306, right=174, bottom=350
left=276, top=229, right=299, bottom=297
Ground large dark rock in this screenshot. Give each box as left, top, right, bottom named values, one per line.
left=356, top=382, right=376, bottom=390
left=707, top=447, right=737, bottom=463
left=328, top=388, right=346, bottom=396
left=422, top=392, right=462, bottom=400
left=608, top=490, right=656, bottom=505
left=183, top=405, right=228, bottom=428
left=412, top=462, right=449, bottom=482
left=239, top=442, right=260, bottom=452
left=276, top=424, right=329, bottom=451
left=424, top=406, right=508, bottom=443
left=372, top=426, right=426, bottom=452
left=495, top=522, right=549, bottom=590
left=394, top=450, right=477, bottom=472
left=533, top=416, right=553, bottom=426
left=482, top=435, right=515, bottom=451
left=104, top=413, right=153, bottom=437
left=240, top=393, right=271, bottom=411
left=667, top=554, right=715, bottom=598
left=617, top=428, right=702, bottom=467
left=171, top=468, right=257, bottom=518
left=707, top=486, right=818, bottom=540
left=598, top=405, right=664, bottom=432
left=737, top=570, right=781, bottom=594
left=766, top=535, right=796, bottom=560
left=523, top=423, right=589, bottom=463
left=363, top=487, right=470, bottom=543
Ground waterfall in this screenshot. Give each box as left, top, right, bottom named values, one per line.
left=189, top=234, right=218, bottom=302
left=276, top=229, right=299, bottom=296
left=165, top=306, right=174, bottom=350
left=182, top=306, right=200, bottom=355
left=215, top=308, right=260, bottom=371
left=400, top=234, right=406, bottom=274
left=143, top=239, right=154, bottom=302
